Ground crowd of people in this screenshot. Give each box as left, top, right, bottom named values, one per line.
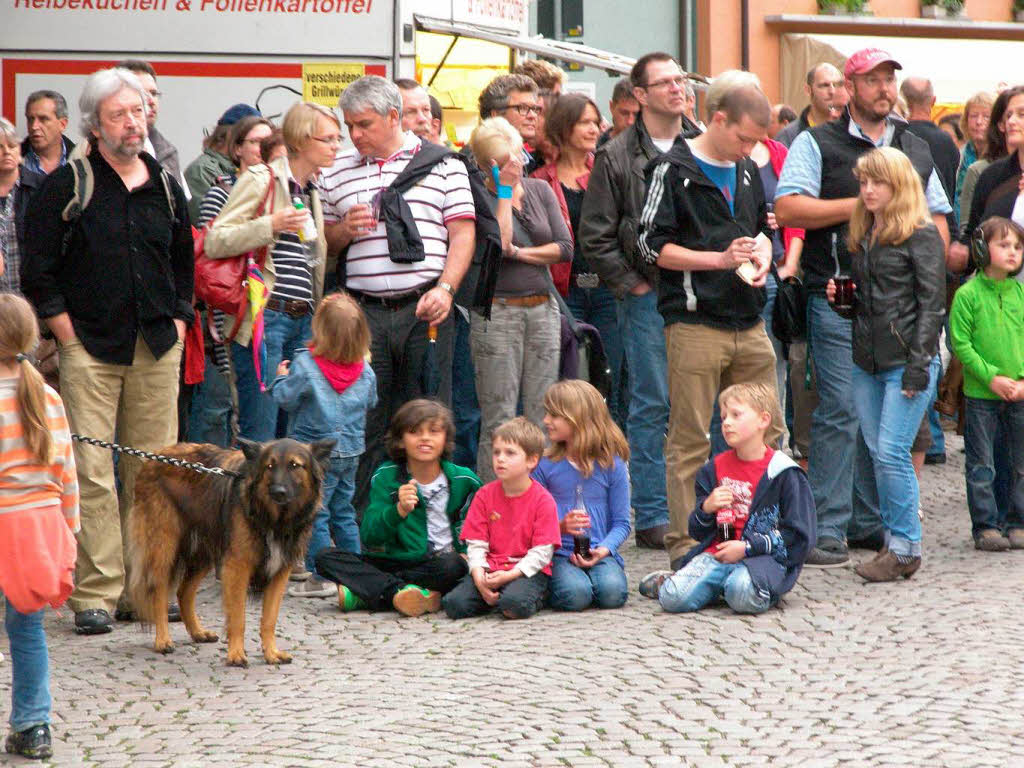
left=0, top=43, right=1022, bottom=760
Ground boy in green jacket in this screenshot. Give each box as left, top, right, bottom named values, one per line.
left=315, top=399, right=481, bottom=616
left=950, top=216, right=1024, bottom=552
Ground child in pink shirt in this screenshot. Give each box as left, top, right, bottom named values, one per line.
left=443, top=417, right=561, bottom=620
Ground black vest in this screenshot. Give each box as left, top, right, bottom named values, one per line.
left=802, top=112, right=934, bottom=292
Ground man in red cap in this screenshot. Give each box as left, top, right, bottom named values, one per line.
left=773, top=47, right=953, bottom=568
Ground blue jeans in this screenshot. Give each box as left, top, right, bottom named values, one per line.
left=616, top=290, right=669, bottom=531
left=188, top=352, right=233, bottom=447
left=926, top=369, right=946, bottom=458
left=567, top=283, right=628, bottom=429
left=548, top=556, right=628, bottom=611
left=4, top=598, right=50, bottom=731
left=305, top=455, right=360, bottom=575
left=232, top=309, right=312, bottom=442
left=964, top=397, right=1024, bottom=537
left=807, top=295, right=882, bottom=543
left=451, top=309, right=480, bottom=471
left=659, top=554, right=771, bottom=614
left=852, top=358, right=940, bottom=557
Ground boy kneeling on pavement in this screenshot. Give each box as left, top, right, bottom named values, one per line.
left=642, top=383, right=816, bottom=613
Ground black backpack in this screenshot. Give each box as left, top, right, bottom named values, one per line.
left=336, top=142, right=503, bottom=320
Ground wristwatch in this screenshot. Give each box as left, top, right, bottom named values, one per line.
left=438, top=280, right=454, bottom=297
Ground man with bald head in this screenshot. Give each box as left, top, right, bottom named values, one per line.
left=901, top=76, right=960, bottom=202
left=776, top=63, right=844, bottom=148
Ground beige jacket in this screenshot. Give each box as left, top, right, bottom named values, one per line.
left=205, top=155, right=326, bottom=346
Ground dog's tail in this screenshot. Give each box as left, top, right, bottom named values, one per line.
left=125, top=503, right=159, bottom=624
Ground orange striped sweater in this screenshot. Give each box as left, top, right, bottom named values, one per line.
left=0, top=377, right=79, bottom=531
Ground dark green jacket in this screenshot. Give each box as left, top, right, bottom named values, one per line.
left=361, top=460, right=481, bottom=561
left=184, top=148, right=236, bottom=223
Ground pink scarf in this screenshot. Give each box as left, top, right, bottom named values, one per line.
left=312, top=350, right=364, bottom=394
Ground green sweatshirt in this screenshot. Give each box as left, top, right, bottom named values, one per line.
left=360, top=460, right=481, bottom=561
left=950, top=273, right=1024, bottom=400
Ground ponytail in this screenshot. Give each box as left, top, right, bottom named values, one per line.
left=16, top=354, right=54, bottom=465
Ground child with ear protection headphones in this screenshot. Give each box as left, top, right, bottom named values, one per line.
left=950, top=215, right=1024, bottom=552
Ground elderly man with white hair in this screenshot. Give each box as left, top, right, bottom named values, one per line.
left=22, top=67, right=193, bottom=636
left=320, top=75, right=476, bottom=506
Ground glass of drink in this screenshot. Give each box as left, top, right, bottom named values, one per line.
left=833, top=275, right=855, bottom=309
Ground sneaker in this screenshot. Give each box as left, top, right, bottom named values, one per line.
left=287, top=576, right=335, bottom=598
left=975, top=529, right=1011, bottom=552
left=289, top=562, right=311, bottom=582
left=5, top=723, right=52, bottom=760
left=804, top=538, right=850, bottom=568
left=638, top=570, right=673, bottom=600
left=1008, top=529, right=1024, bottom=550
left=337, top=585, right=367, bottom=612
left=391, top=585, right=441, bottom=617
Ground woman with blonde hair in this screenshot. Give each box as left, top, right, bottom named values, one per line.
left=468, top=116, right=572, bottom=482
left=206, top=101, right=338, bottom=441
left=953, top=90, right=994, bottom=224
left=826, top=147, right=944, bottom=582
left=533, top=379, right=631, bottom=611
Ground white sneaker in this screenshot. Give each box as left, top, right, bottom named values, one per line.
left=288, top=576, right=334, bottom=598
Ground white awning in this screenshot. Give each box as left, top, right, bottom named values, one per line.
left=414, top=13, right=710, bottom=84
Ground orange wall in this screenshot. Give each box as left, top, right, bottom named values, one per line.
left=698, top=0, right=1015, bottom=101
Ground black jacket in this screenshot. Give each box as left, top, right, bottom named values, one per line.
left=19, top=135, right=75, bottom=172
left=961, top=150, right=1023, bottom=243
left=850, top=223, right=945, bottom=391
left=12, top=165, right=44, bottom=257
left=775, top=105, right=812, bottom=149
left=638, top=138, right=771, bottom=330
left=22, top=150, right=194, bottom=365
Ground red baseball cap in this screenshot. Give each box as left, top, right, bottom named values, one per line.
left=843, top=48, right=902, bottom=79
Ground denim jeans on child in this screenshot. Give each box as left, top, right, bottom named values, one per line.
left=5, top=597, right=50, bottom=732
left=188, top=354, right=233, bottom=447
left=548, top=556, right=628, bottom=611
left=305, top=455, right=360, bottom=575
left=442, top=572, right=549, bottom=619
left=964, top=397, right=1024, bottom=537
left=659, top=554, right=771, bottom=614
left=232, top=309, right=313, bottom=442
left=616, top=289, right=670, bottom=531
left=807, top=296, right=883, bottom=544
left=851, top=358, right=940, bottom=557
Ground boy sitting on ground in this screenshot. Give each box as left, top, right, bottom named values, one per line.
left=641, top=383, right=816, bottom=614
left=442, top=417, right=561, bottom=620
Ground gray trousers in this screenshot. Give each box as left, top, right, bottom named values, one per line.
left=470, top=298, right=559, bottom=482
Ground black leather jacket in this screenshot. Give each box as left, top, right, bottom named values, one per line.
left=850, top=223, right=945, bottom=391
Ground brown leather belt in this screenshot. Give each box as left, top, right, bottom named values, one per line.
left=493, top=294, right=549, bottom=308
left=265, top=298, right=313, bottom=318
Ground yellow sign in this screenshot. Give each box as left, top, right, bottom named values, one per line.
left=302, top=63, right=366, bottom=107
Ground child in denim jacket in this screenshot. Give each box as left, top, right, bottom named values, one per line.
left=272, top=292, right=377, bottom=597
left=643, top=383, right=815, bottom=615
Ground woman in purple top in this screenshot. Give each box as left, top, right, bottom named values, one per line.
left=532, top=380, right=631, bottom=611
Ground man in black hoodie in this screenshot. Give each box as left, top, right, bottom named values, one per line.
left=638, top=70, right=786, bottom=568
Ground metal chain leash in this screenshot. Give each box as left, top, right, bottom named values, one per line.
left=70, top=434, right=244, bottom=479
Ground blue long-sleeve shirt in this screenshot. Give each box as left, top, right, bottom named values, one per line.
left=532, top=456, right=631, bottom=566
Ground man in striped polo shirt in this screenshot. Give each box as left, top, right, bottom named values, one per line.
left=321, top=75, right=475, bottom=503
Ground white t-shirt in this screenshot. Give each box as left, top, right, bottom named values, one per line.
left=420, top=473, right=452, bottom=552
left=652, top=137, right=675, bottom=154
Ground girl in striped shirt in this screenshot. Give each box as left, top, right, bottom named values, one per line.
left=0, top=294, right=79, bottom=760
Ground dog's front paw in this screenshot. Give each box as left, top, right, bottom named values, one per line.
left=153, top=640, right=175, bottom=654
left=190, top=629, right=219, bottom=644
left=225, top=649, right=249, bottom=668
left=264, top=647, right=292, bottom=665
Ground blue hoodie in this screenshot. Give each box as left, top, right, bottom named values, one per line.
left=680, top=450, right=816, bottom=605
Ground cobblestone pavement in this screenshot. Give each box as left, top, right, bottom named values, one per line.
left=2, top=432, right=1022, bottom=767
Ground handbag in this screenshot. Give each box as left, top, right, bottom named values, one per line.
left=193, top=167, right=276, bottom=341
left=770, top=263, right=807, bottom=346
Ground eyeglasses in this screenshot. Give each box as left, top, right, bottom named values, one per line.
left=504, top=104, right=543, bottom=116
left=643, top=76, right=687, bottom=91
left=312, top=135, right=342, bottom=146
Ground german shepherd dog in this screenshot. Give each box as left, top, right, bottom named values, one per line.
left=128, top=438, right=333, bottom=667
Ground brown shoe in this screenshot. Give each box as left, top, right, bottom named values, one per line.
left=975, top=529, right=1011, bottom=552
left=1008, top=529, right=1024, bottom=549
left=392, top=585, right=441, bottom=617
left=635, top=524, right=668, bottom=550
left=854, top=550, right=921, bottom=582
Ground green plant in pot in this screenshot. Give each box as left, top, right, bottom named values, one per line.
left=1015, top=0, right=1024, bottom=23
